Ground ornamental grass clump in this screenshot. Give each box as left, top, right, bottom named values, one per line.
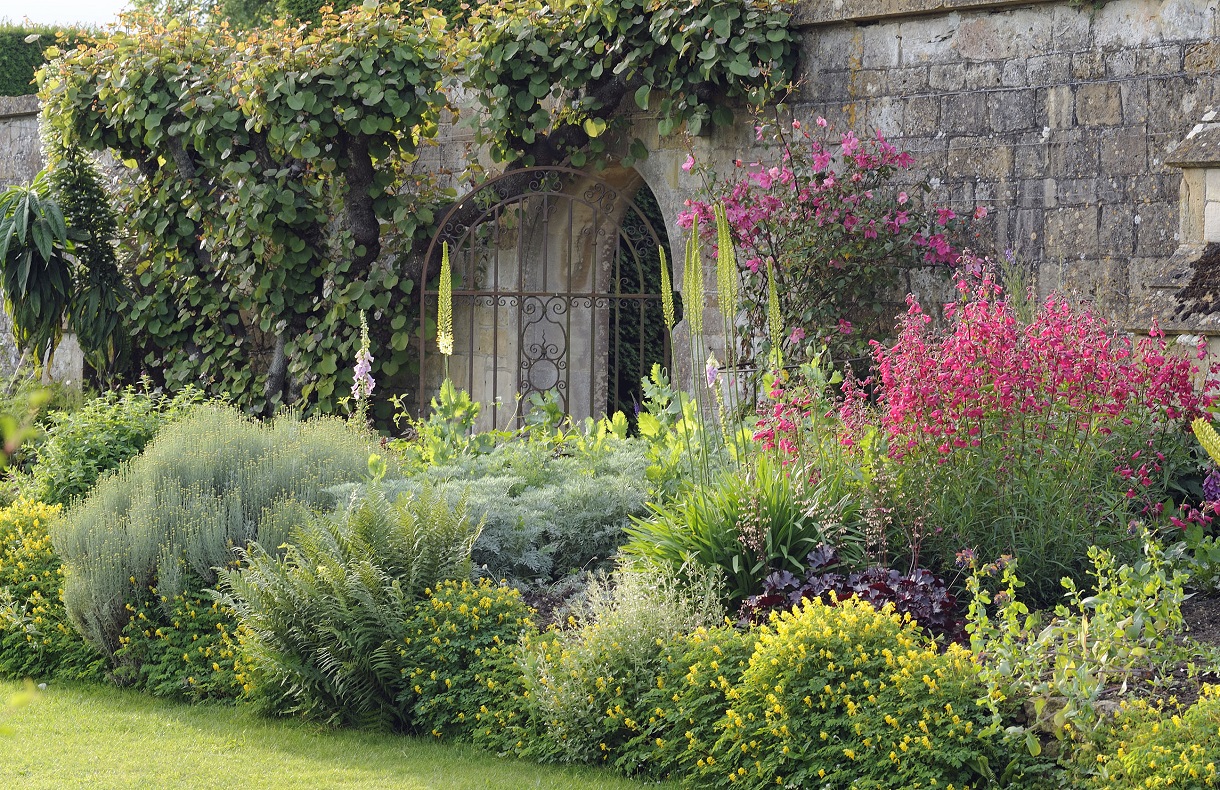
left=855, top=269, right=1212, bottom=605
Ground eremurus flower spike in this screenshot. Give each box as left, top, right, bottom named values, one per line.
left=437, top=241, right=453, bottom=357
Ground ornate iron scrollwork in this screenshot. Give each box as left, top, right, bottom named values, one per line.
left=419, top=167, right=672, bottom=430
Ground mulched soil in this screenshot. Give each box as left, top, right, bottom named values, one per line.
left=1094, top=592, right=1220, bottom=710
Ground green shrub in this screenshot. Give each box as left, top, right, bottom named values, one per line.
left=220, top=481, right=482, bottom=728
left=706, top=597, right=1003, bottom=790
left=1087, top=687, right=1220, bottom=788
left=52, top=405, right=387, bottom=658
left=399, top=578, right=535, bottom=738
left=376, top=437, right=654, bottom=585
left=623, top=455, right=867, bottom=608
left=30, top=385, right=206, bottom=505
left=0, top=498, right=104, bottom=681
left=966, top=531, right=1190, bottom=744
left=511, top=565, right=726, bottom=765
left=113, top=588, right=243, bottom=702
left=616, top=625, right=752, bottom=780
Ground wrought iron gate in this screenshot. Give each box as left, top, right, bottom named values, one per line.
left=417, top=167, right=672, bottom=430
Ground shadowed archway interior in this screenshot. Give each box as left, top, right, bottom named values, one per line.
left=418, top=167, right=675, bottom=430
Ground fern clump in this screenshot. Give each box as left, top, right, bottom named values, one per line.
left=219, top=482, right=482, bottom=729
left=52, top=405, right=387, bottom=657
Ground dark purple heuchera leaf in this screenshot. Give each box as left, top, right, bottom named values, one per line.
left=739, top=543, right=965, bottom=643
left=805, top=544, right=839, bottom=571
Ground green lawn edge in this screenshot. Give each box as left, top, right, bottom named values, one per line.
left=0, top=681, right=676, bottom=790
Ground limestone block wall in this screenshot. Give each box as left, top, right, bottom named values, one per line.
left=626, top=0, right=1220, bottom=333
left=0, top=95, right=41, bottom=188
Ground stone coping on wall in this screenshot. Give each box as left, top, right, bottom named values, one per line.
left=791, top=0, right=1058, bottom=27
left=0, top=95, right=38, bottom=121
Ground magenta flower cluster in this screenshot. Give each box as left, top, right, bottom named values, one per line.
left=866, top=270, right=1213, bottom=459
left=676, top=117, right=983, bottom=364
left=678, top=122, right=958, bottom=274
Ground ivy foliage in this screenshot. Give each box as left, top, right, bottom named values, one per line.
left=38, top=4, right=450, bottom=415
left=462, top=0, right=797, bottom=166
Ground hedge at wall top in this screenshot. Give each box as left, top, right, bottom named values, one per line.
left=37, top=4, right=450, bottom=415
left=462, top=0, right=797, bottom=166
left=0, top=26, right=84, bottom=97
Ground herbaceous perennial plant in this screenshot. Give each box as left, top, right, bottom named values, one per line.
left=846, top=266, right=1215, bottom=604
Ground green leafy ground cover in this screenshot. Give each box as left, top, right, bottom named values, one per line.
left=0, top=681, right=675, bottom=790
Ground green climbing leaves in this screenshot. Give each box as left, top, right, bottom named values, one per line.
left=461, top=0, right=796, bottom=166
left=37, top=2, right=449, bottom=416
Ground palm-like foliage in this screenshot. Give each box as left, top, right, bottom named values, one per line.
left=219, top=483, right=482, bottom=729
left=0, top=171, right=73, bottom=366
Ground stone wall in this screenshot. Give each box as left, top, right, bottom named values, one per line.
left=625, top=0, right=1220, bottom=333
left=0, top=95, right=40, bottom=188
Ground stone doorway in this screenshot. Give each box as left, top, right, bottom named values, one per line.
left=417, top=167, right=673, bottom=430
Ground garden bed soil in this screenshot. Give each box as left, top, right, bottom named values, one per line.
left=1109, top=592, right=1220, bottom=710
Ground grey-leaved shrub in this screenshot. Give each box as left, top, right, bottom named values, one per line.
left=30, top=384, right=207, bottom=505
left=52, top=405, right=388, bottom=657
left=360, top=439, right=654, bottom=585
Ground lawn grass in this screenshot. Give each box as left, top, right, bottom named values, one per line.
left=0, top=681, right=675, bottom=789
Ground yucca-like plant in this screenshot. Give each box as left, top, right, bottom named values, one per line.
left=52, top=405, right=387, bottom=657
left=218, top=482, right=482, bottom=728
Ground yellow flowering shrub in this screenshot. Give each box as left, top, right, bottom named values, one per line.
left=1086, top=686, right=1220, bottom=789
left=707, top=596, right=1002, bottom=789
left=113, top=588, right=244, bottom=702
left=617, top=625, right=753, bottom=780
left=0, top=498, right=104, bottom=680
left=399, top=579, right=536, bottom=738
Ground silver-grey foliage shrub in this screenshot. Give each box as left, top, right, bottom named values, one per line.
left=363, top=439, right=654, bottom=584
left=52, top=405, right=387, bottom=656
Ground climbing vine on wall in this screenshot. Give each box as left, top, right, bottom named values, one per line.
left=38, top=4, right=449, bottom=415
left=462, top=0, right=797, bottom=167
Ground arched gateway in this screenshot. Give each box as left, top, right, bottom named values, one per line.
left=417, top=167, right=674, bottom=430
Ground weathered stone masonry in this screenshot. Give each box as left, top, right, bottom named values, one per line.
left=1, top=0, right=1218, bottom=385
left=629, top=0, right=1220, bottom=335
